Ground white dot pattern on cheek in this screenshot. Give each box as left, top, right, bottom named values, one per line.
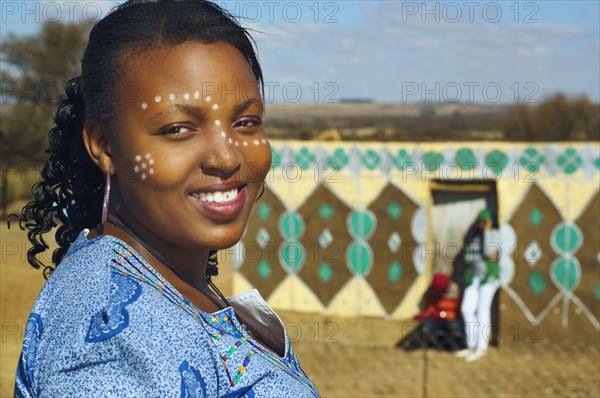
left=212, top=104, right=219, bottom=111
left=205, top=96, right=211, bottom=103
left=141, top=103, right=148, bottom=110
left=243, top=141, right=248, bottom=146
left=154, top=96, right=161, bottom=103
left=228, top=138, right=233, bottom=144
left=220, top=131, right=226, bottom=138
left=194, top=91, right=200, bottom=99
left=133, top=154, right=154, bottom=180
left=215, top=120, right=221, bottom=126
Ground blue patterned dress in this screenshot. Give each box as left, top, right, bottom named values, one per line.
left=15, top=230, right=319, bottom=397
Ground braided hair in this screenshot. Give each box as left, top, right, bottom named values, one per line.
left=13, top=0, right=264, bottom=278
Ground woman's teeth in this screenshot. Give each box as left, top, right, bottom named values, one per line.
left=192, top=188, right=239, bottom=203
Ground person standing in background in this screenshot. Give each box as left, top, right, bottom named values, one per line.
left=455, top=209, right=502, bottom=362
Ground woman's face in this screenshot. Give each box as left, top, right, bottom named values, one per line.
left=109, top=41, right=270, bottom=251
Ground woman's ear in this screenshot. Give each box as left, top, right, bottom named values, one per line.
left=82, top=120, right=115, bottom=175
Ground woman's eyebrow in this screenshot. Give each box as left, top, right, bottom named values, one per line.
left=148, top=103, right=206, bottom=120
left=234, top=98, right=264, bottom=115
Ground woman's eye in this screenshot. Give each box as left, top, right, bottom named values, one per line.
left=235, top=117, right=262, bottom=129
left=158, top=124, right=195, bottom=137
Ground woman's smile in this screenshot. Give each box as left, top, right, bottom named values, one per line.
left=188, top=182, right=248, bottom=220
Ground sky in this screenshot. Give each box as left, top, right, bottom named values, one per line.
left=2, top=0, right=599, bottom=104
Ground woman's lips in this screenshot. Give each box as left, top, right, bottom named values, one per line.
left=188, top=185, right=247, bottom=218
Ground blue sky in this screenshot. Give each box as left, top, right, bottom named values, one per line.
left=2, top=1, right=599, bottom=103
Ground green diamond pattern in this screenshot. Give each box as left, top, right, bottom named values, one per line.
left=319, top=203, right=334, bottom=220
left=520, top=147, right=545, bottom=173
left=362, top=149, right=381, bottom=170
left=594, top=156, right=600, bottom=169
left=557, top=147, right=582, bottom=174
left=595, top=281, right=600, bottom=300
left=393, top=149, right=413, bottom=170
left=319, top=262, right=333, bottom=283
left=530, top=208, right=542, bottom=227
left=258, top=203, right=271, bottom=220
left=295, top=147, right=316, bottom=170
left=258, top=260, right=271, bottom=279
left=279, top=212, right=304, bottom=240
left=424, top=151, right=444, bottom=171
left=388, top=261, right=402, bottom=282
left=529, top=270, right=546, bottom=295
left=347, top=241, right=373, bottom=276
left=455, top=148, right=477, bottom=170
left=387, top=201, right=402, bottom=220
left=327, top=148, right=349, bottom=170
left=485, top=150, right=509, bottom=174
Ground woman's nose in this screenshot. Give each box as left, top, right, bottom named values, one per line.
left=201, top=126, right=243, bottom=177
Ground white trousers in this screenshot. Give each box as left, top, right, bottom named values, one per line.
left=461, top=277, right=500, bottom=351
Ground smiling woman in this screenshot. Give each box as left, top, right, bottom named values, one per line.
left=12, top=1, right=318, bottom=397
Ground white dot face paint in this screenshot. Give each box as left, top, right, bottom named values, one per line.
left=228, top=138, right=233, bottom=144
left=261, top=138, right=268, bottom=144
left=215, top=120, right=221, bottom=126
left=243, top=141, right=248, bottom=146
left=205, top=96, right=211, bottom=103
left=184, top=93, right=190, bottom=101
left=253, top=140, right=260, bottom=145
left=134, top=154, right=154, bottom=180
left=220, top=131, right=226, bottom=138
left=169, top=93, right=175, bottom=101
left=141, top=103, right=148, bottom=110
left=154, top=95, right=161, bottom=103
left=194, top=91, right=200, bottom=99
left=212, top=103, right=219, bottom=111
left=235, top=141, right=239, bottom=147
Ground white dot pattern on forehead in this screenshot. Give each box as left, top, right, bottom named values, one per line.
left=169, top=93, right=175, bottom=101
left=154, top=95, right=161, bottom=103
left=194, top=91, right=200, bottom=99
left=141, top=103, right=148, bottom=110
left=215, top=120, right=221, bottom=126
left=261, top=138, right=268, bottom=144
left=184, top=93, right=190, bottom=100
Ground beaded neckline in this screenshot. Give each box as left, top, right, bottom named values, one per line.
left=75, top=230, right=318, bottom=395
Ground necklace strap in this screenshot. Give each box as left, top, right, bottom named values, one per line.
left=105, top=217, right=230, bottom=310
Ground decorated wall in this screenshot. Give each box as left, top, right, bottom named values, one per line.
left=228, top=141, right=599, bottom=336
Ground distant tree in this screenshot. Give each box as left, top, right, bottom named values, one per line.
left=502, top=93, right=599, bottom=141
left=1, top=21, right=91, bottom=216
left=1, top=21, right=91, bottom=163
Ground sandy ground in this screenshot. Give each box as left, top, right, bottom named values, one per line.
left=1, top=222, right=598, bottom=397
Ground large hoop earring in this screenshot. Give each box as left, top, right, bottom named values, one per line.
left=101, top=172, right=111, bottom=225
left=256, top=181, right=266, bottom=202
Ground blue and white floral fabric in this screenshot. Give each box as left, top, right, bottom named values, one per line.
left=15, top=230, right=319, bottom=397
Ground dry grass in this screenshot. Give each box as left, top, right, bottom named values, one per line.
left=1, top=222, right=598, bottom=397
